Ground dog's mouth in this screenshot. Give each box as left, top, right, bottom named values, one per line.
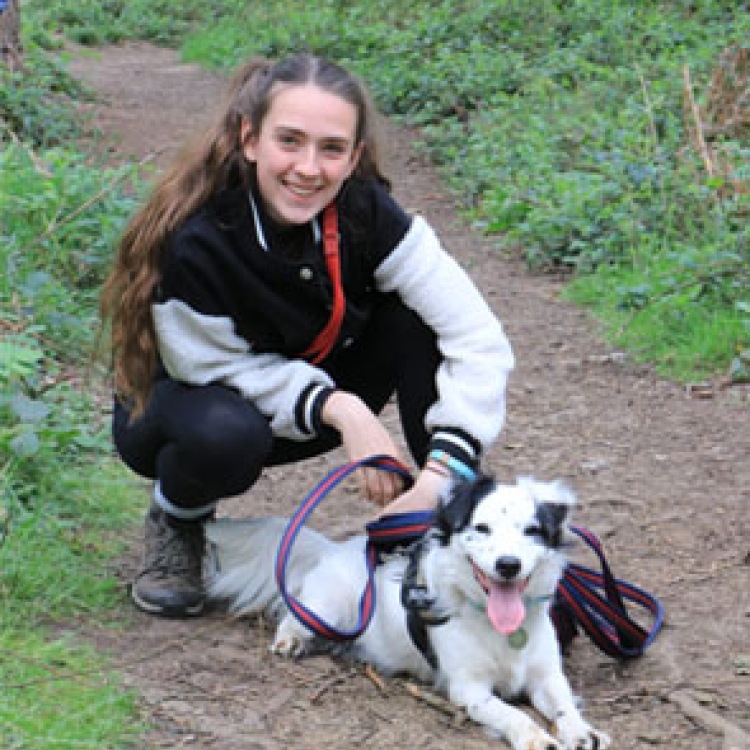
left=471, top=561, right=529, bottom=636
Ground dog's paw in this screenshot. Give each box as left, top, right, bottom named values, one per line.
left=554, top=716, right=611, bottom=750
left=269, top=633, right=307, bottom=658
left=515, top=725, right=563, bottom=750
left=271, top=615, right=313, bottom=658
left=503, top=716, right=563, bottom=750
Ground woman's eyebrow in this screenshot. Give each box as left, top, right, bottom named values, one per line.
left=274, top=125, right=352, bottom=145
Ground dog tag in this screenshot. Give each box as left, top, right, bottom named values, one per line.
left=507, top=627, right=528, bottom=650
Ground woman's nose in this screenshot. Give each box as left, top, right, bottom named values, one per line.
left=295, top=145, right=320, bottom=176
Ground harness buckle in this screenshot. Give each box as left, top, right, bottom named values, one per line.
left=401, top=583, right=436, bottom=611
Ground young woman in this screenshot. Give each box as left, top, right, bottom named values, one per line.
left=101, top=53, right=514, bottom=618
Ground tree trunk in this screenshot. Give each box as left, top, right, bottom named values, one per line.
left=0, top=0, right=22, bottom=71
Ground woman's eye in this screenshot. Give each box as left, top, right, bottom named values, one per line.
left=322, top=142, right=347, bottom=156
left=474, top=523, right=490, bottom=535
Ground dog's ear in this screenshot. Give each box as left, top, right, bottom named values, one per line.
left=435, top=474, right=495, bottom=538
left=518, top=478, right=575, bottom=549
left=534, top=502, right=571, bottom=549
left=517, top=477, right=576, bottom=508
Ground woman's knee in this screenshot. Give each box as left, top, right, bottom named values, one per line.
left=175, top=388, right=272, bottom=479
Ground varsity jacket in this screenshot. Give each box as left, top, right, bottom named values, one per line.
left=152, top=176, right=514, bottom=468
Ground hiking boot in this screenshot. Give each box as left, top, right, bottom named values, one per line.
left=131, top=503, right=206, bottom=617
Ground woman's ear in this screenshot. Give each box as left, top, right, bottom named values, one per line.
left=240, top=117, right=256, bottom=162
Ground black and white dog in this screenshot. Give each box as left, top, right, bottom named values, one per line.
left=206, top=476, right=610, bottom=750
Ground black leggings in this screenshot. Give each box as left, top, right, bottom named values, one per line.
left=113, top=295, right=441, bottom=512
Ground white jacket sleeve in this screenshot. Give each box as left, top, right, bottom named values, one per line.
left=374, top=216, right=514, bottom=451
left=152, top=298, right=333, bottom=440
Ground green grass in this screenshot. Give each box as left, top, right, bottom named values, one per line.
left=1, top=463, right=141, bottom=625
left=565, top=254, right=749, bottom=381
left=0, top=631, right=141, bottom=750
left=0, top=461, right=145, bottom=750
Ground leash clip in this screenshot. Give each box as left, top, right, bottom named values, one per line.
left=401, top=583, right=436, bottom=612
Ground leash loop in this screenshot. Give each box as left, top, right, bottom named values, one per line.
left=554, top=526, right=665, bottom=659
left=275, top=455, right=434, bottom=642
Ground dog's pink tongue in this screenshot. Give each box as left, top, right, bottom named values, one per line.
left=486, top=581, right=526, bottom=636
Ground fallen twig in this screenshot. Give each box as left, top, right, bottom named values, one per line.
left=308, top=671, right=351, bottom=704
left=404, top=682, right=467, bottom=725
left=670, top=690, right=749, bottom=750
left=364, top=663, right=388, bottom=694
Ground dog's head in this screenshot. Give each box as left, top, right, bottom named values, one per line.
left=434, top=475, right=574, bottom=635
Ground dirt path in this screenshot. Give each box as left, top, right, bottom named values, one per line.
left=69, top=43, right=749, bottom=750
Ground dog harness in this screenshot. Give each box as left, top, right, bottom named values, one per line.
left=399, top=534, right=449, bottom=670
left=276, top=457, right=665, bottom=662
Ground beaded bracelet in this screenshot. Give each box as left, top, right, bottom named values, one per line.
left=424, top=461, right=451, bottom=479
left=428, top=449, right=476, bottom=481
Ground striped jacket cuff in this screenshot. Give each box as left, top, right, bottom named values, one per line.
left=427, top=428, right=481, bottom=471
left=295, top=384, right=336, bottom=436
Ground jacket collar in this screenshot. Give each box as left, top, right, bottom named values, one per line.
left=248, top=191, right=321, bottom=252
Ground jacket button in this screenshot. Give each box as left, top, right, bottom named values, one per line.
left=299, top=267, right=313, bottom=281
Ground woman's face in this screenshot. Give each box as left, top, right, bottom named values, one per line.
left=242, top=84, right=363, bottom=226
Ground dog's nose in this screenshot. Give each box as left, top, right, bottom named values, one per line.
left=495, top=556, right=522, bottom=580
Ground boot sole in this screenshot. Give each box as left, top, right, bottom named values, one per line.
left=131, top=587, right=205, bottom=618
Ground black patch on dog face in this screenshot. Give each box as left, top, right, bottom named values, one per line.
left=435, top=475, right=496, bottom=541
left=527, top=502, right=569, bottom=549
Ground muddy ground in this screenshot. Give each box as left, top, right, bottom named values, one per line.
left=67, top=42, right=749, bottom=750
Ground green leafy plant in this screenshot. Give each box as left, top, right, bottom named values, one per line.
left=1, top=141, right=142, bottom=357
left=177, top=0, right=750, bottom=383
left=0, top=43, right=87, bottom=148
left=25, top=0, right=243, bottom=46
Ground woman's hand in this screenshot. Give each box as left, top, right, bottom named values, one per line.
left=320, top=390, right=407, bottom=505
left=374, top=462, right=449, bottom=518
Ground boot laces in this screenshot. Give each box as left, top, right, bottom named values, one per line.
left=144, top=514, right=203, bottom=578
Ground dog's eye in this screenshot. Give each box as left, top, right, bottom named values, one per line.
left=474, top=523, right=491, bottom=535
left=524, top=524, right=545, bottom=539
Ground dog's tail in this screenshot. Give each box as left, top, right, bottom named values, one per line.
left=205, top=517, right=332, bottom=619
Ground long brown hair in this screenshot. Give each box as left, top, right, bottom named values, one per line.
left=100, top=53, right=387, bottom=417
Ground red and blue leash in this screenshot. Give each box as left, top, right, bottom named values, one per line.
left=555, top=526, right=665, bottom=658
left=274, top=454, right=432, bottom=642
left=275, top=456, right=664, bottom=658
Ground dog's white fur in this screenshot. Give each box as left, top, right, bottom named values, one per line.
left=206, top=476, right=610, bottom=750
